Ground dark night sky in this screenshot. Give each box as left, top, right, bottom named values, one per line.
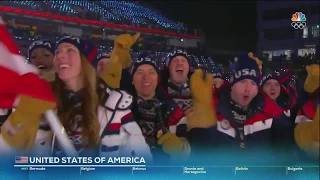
left=146, top=1, right=257, bottom=51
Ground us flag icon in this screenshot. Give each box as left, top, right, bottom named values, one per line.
left=15, top=156, right=28, bottom=163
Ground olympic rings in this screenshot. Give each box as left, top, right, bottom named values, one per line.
left=291, top=22, right=306, bottom=29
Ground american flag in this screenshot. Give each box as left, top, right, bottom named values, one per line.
left=15, top=156, right=28, bottom=163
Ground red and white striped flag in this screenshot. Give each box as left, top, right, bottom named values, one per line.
left=0, top=19, right=78, bottom=156
left=0, top=16, right=55, bottom=108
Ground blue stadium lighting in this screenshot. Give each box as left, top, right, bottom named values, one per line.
left=52, top=0, right=184, bottom=30
left=8, top=1, right=204, bottom=61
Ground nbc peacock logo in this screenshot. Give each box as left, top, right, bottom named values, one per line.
left=291, top=12, right=307, bottom=29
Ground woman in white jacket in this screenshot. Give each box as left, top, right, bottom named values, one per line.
left=0, top=36, right=152, bottom=160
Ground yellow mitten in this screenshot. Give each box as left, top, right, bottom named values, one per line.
left=294, top=106, right=319, bottom=158
left=100, top=55, right=122, bottom=89
left=187, top=70, right=216, bottom=131
left=1, top=95, right=56, bottom=151
left=157, top=132, right=190, bottom=161
left=304, top=64, right=320, bottom=93
left=100, top=33, right=140, bottom=88
left=113, top=33, right=140, bottom=69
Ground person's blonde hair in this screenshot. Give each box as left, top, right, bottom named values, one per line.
left=52, top=54, right=103, bottom=147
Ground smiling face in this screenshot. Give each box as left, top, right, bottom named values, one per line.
left=53, top=43, right=82, bottom=82
left=169, top=56, right=189, bottom=85
left=29, top=48, right=54, bottom=71
left=132, top=64, right=158, bottom=99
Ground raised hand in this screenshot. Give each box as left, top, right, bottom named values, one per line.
left=113, top=33, right=140, bottom=69
left=187, top=69, right=216, bottom=131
